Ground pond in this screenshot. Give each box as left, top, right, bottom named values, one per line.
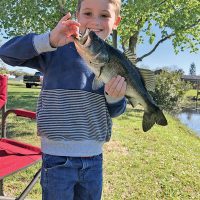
left=177, top=108, right=200, bottom=137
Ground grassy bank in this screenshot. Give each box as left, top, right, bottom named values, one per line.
left=2, top=81, right=200, bottom=199
left=183, top=89, right=200, bottom=109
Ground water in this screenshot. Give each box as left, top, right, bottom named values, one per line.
left=177, top=109, right=200, bottom=136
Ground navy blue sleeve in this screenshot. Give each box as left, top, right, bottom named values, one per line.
left=106, top=97, right=127, bottom=118
left=0, top=33, right=42, bottom=71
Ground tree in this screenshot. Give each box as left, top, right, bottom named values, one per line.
left=175, top=69, right=185, bottom=76
left=11, top=69, right=31, bottom=77
left=119, top=0, right=200, bottom=63
left=189, top=62, right=196, bottom=75
left=0, top=0, right=199, bottom=63
left=0, top=66, right=9, bottom=74
left=0, top=0, right=77, bottom=36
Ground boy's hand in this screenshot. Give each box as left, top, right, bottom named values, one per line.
left=50, top=13, right=80, bottom=48
left=105, top=76, right=127, bottom=99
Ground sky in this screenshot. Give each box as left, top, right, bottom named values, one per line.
left=0, top=30, right=200, bottom=75
left=137, top=38, right=200, bottom=75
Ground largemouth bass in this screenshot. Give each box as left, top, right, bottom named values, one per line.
left=74, top=30, right=168, bottom=132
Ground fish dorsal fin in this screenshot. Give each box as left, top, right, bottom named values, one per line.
left=123, top=49, right=137, bottom=64
left=138, top=68, right=155, bottom=92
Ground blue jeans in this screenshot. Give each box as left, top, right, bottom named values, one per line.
left=41, top=153, right=103, bottom=200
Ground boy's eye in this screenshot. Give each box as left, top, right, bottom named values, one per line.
left=84, top=12, right=92, bottom=16
left=101, top=14, right=109, bottom=18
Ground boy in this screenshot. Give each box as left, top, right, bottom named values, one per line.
left=0, top=0, right=126, bottom=199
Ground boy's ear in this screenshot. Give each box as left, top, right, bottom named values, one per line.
left=113, top=16, right=121, bottom=30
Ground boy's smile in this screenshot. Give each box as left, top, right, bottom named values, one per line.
left=77, top=0, right=121, bottom=40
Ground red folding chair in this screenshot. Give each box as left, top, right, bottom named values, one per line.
left=0, top=75, right=42, bottom=200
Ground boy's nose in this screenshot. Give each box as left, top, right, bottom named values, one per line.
left=91, top=16, right=101, bottom=26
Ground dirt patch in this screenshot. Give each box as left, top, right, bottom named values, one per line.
left=104, top=140, right=129, bottom=155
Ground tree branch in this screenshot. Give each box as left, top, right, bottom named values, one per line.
left=121, top=37, right=128, bottom=51
left=137, top=19, right=200, bottom=62
left=136, top=33, right=175, bottom=62
left=121, top=40, right=126, bottom=51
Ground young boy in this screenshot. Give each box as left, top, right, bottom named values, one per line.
left=0, top=0, right=126, bottom=199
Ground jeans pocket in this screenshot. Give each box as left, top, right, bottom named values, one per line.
left=94, top=153, right=103, bottom=161
left=41, top=154, right=69, bottom=192
left=42, top=153, right=69, bottom=171
left=91, top=154, right=103, bottom=169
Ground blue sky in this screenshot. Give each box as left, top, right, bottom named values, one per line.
left=137, top=38, right=200, bottom=75
left=0, top=30, right=199, bottom=75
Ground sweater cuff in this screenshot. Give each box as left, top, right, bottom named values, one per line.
left=105, top=93, right=124, bottom=104
left=33, top=32, right=57, bottom=54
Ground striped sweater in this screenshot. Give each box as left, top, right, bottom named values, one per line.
left=0, top=32, right=127, bottom=156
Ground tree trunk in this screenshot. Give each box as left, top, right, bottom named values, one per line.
left=58, top=0, right=67, bottom=16
left=128, top=33, right=138, bottom=64
left=128, top=34, right=138, bottom=54
left=112, top=30, right=118, bottom=48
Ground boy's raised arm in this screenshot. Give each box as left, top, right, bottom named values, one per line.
left=0, top=12, right=79, bottom=70
left=49, top=13, right=80, bottom=48
left=0, top=33, right=42, bottom=69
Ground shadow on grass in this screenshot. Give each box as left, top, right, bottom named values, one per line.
left=4, top=121, right=36, bottom=138
left=7, top=93, right=39, bottom=111
left=121, top=107, right=143, bottom=120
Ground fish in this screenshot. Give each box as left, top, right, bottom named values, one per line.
left=73, top=30, right=168, bottom=132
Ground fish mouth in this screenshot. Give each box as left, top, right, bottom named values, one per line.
left=73, top=29, right=94, bottom=62
left=76, top=28, right=100, bottom=47
left=77, top=28, right=91, bottom=47
left=74, top=29, right=106, bottom=62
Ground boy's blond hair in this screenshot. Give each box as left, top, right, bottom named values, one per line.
left=77, top=0, right=121, bottom=17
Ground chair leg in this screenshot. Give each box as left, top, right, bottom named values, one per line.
left=16, top=168, right=41, bottom=200
left=1, top=105, right=7, bottom=138
left=0, top=179, right=4, bottom=196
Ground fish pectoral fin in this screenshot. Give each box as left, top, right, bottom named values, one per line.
left=142, top=109, right=168, bottom=132
left=90, top=62, right=105, bottom=78
left=138, top=68, right=155, bottom=92
left=128, top=97, right=138, bottom=108
left=92, top=76, right=104, bottom=90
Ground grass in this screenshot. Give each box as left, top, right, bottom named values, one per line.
left=185, top=89, right=198, bottom=98
left=1, top=81, right=200, bottom=199
left=183, top=89, right=200, bottom=109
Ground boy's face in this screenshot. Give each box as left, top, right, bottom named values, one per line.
left=76, top=0, right=121, bottom=40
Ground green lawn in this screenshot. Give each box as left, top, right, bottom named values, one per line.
left=183, top=89, right=199, bottom=109
left=2, top=81, right=200, bottom=199
left=184, top=89, right=198, bottom=98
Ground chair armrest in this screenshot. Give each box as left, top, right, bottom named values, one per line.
left=10, top=109, right=36, bottom=119
left=1, top=109, right=36, bottom=139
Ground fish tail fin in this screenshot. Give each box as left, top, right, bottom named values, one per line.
left=142, top=109, right=168, bottom=132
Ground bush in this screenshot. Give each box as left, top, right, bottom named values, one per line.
left=151, top=70, right=191, bottom=113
